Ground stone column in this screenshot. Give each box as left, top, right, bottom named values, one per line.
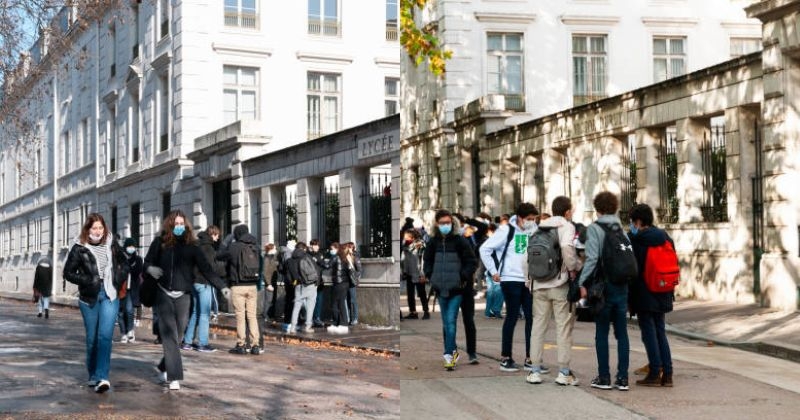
left=260, top=186, right=273, bottom=246
left=391, top=156, right=401, bottom=263
left=230, top=161, right=245, bottom=226
left=676, top=118, right=708, bottom=223
left=296, top=177, right=323, bottom=243
left=543, top=149, right=564, bottom=208
left=339, top=167, right=368, bottom=246
left=597, top=136, right=624, bottom=196
left=521, top=153, right=537, bottom=205
left=635, top=127, right=664, bottom=220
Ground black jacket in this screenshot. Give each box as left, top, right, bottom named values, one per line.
left=33, top=257, right=53, bottom=297
left=307, top=250, right=329, bottom=287
left=330, top=255, right=350, bottom=285
left=423, top=233, right=477, bottom=297
left=195, top=232, right=227, bottom=288
left=286, top=248, right=308, bottom=287
left=143, top=235, right=222, bottom=293
left=628, top=227, right=675, bottom=315
left=126, top=252, right=144, bottom=306
left=63, top=240, right=129, bottom=306
left=217, top=232, right=261, bottom=286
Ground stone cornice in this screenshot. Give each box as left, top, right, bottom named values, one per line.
left=474, top=12, right=536, bottom=25
left=747, top=0, right=800, bottom=22
left=641, top=17, right=699, bottom=28
left=212, top=43, right=273, bottom=58
left=560, top=15, right=621, bottom=26
left=375, top=57, right=400, bottom=69
left=296, top=51, right=354, bottom=65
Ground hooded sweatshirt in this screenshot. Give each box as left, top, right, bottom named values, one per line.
left=628, top=226, right=675, bottom=314
left=217, top=224, right=261, bottom=286
left=533, top=215, right=583, bottom=290
left=577, top=213, right=623, bottom=287
left=479, top=215, right=536, bottom=283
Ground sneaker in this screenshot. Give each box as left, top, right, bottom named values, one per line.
left=158, top=371, right=168, bottom=384
left=303, top=325, right=314, bottom=333
left=180, top=343, right=193, bottom=351
left=37, top=312, right=42, bottom=318
left=350, top=320, right=359, bottom=326
left=312, top=322, right=325, bottom=328
left=526, top=371, right=543, bottom=384
left=94, top=380, right=110, bottom=393
left=452, top=350, right=461, bottom=366
left=228, top=344, right=248, bottom=355
left=499, top=358, right=520, bottom=372
left=287, top=325, right=297, bottom=335
left=443, top=354, right=455, bottom=371
left=86, top=380, right=97, bottom=387
left=634, top=363, right=650, bottom=376
left=523, top=360, right=551, bottom=374
left=468, top=354, right=479, bottom=365
left=120, top=335, right=129, bottom=344
left=134, top=319, right=141, bottom=327
left=196, top=344, right=217, bottom=353
left=45, top=309, right=49, bottom=319
left=405, top=312, right=419, bottom=319
left=169, top=380, right=180, bottom=391
left=615, top=377, right=629, bottom=391
left=251, top=346, right=262, bottom=355
left=556, top=370, right=579, bottom=386
left=590, top=376, right=612, bottom=390
left=422, top=312, right=430, bottom=320
left=211, top=314, right=219, bottom=324
left=127, top=331, right=135, bottom=343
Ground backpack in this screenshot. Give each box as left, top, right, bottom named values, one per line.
left=299, top=255, right=320, bottom=286
left=527, top=226, right=562, bottom=281
left=490, top=226, right=516, bottom=275
left=597, top=223, right=638, bottom=285
left=644, top=240, right=680, bottom=293
left=237, top=243, right=261, bottom=282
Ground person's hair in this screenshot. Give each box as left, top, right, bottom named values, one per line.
left=629, top=203, right=654, bottom=227
left=330, top=242, right=340, bottom=251
left=403, top=229, right=419, bottom=240
left=207, top=225, right=221, bottom=237
left=487, top=223, right=498, bottom=234
left=516, top=202, right=539, bottom=218
left=593, top=191, right=619, bottom=215
left=434, top=209, right=452, bottom=223
left=453, top=213, right=466, bottom=224
left=478, top=212, right=491, bottom=220
left=161, top=209, right=196, bottom=248
left=501, top=214, right=510, bottom=221
left=265, top=243, right=276, bottom=253
left=79, top=213, right=110, bottom=244
left=309, top=239, right=320, bottom=246
left=337, top=243, right=351, bottom=262
left=295, top=242, right=308, bottom=251
left=494, top=216, right=501, bottom=224
left=551, top=196, right=572, bottom=217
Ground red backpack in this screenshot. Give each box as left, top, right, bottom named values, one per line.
left=644, top=240, right=680, bottom=293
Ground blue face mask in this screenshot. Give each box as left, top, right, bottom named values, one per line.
left=439, top=224, right=452, bottom=235
left=629, top=222, right=639, bottom=235
left=173, top=225, right=186, bottom=236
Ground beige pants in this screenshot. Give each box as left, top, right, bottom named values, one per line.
left=530, top=282, right=575, bottom=371
left=232, top=285, right=259, bottom=346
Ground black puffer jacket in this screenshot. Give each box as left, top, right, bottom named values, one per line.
left=195, top=232, right=227, bottom=289
left=628, top=227, right=675, bottom=315
left=63, top=239, right=129, bottom=306
left=144, top=234, right=222, bottom=293
left=330, top=255, right=351, bottom=285
left=423, top=231, right=477, bottom=298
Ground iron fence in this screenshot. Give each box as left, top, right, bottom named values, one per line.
left=275, top=190, right=297, bottom=246
left=533, top=154, right=546, bottom=214
left=657, top=130, right=679, bottom=224
left=315, top=183, right=340, bottom=247
left=619, top=136, right=638, bottom=221
left=701, top=124, right=728, bottom=222
left=360, top=174, right=392, bottom=258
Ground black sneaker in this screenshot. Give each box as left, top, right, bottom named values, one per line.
left=615, top=377, right=629, bottom=391
left=251, top=346, right=262, bottom=355
left=422, top=312, right=430, bottom=320
left=45, top=309, right=49, bottom=319
left=499, top=358, right=520, bottom=372
left=37, top=313, right=42, bottom=318
left=196, top=344, right=217, bottom=353
left=591, top=376, right=612, bottom=390
left=405, top=312, right=419, bottom=319
left=229, top=344, right=247, bottom=355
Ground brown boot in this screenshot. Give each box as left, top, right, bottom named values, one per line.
left=634, top=364, right=649, bottom=376
left=661, top=372, right=673, bottom=387
left=636, top=369, right=662, bottom=387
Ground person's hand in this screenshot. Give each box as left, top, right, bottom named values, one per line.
left=492, top=273, right=501, bottom=283
left=222, top=287, right=232, bottom=300
left=580, top=286, right=587, bottom=299
left=146, top=266, right=163, bottom=279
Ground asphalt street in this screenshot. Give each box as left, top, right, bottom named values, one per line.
left=0, top=298, right=399, bottom=419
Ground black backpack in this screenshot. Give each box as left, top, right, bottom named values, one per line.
left=299, top=255, right=320, bottom=286
left=238, top=243, right=261, bottom=282
left=527, top=226, right=562, bottom=281
left=597, top=222, right=638, bottom=285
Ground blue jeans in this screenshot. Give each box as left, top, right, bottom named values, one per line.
left=500, top=281, right=532, bottom=359
left=117, top=294, right=134, bottom=335
left=638, top=311, right=673, bottom=375
left=184, top=283, right=213, bottom=346
left=438, top=294, right=462, bottom=355
left=78, top=289, right=119, bottom=382
left=313, top=286, right=324, bottom=324
left=347, top=286, right=358, bottom=323
left=484, top=276, right=504, bottom=317
left=594, top=282, right=630, bottom=379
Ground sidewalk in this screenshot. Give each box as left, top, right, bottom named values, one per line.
left=1, top=290, right=399, bottom=356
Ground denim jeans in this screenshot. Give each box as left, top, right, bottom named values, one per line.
left=500, top=281, right=532, bottom=359
left=117, top=294, right=134, bottom=335
left=79, top=288, right=119, bottom=382
left=638, top=311, right=673, bottom=375
left=38, top=296, right=50, bottom=313
left=210, top=286, right=219, bottom=316
left=347, top=286, right=358, bottom=324
left=406, top=279, right=429, bottom=314
left=594, top=282, right=630, bottom=379
left=438, top=294, right=462, bottom=355
left=184, top=283, right=213, bottom=346
left=291, top=284, right=318, bottom=329
left=484, top=276, right=504, bottom=317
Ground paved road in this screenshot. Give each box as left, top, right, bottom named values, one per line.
left=400, top=309, right=800, bottom=419
left=0, top=298, right=399, bottom=419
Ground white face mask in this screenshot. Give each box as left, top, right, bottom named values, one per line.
left=522, top=220, right=536, bottom=231
left=89, top=234, right=103, bottom=243
left=126, top=247, right=136, bottom=255
left=268, top=250, right=277, bottom=256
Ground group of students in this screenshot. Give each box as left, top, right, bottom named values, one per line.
left=421, top=192, right=676, bottom=390
left=60, top=209, right=363, bottom=394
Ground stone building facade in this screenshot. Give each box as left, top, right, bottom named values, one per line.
left=401, top=0, right=800, bottom=311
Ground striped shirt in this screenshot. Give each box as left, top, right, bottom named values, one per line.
left=87, top=243, right=109, bottom=279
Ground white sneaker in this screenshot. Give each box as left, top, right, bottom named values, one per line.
left=287, top=325, right=297, bottom=334
left=555, top=371, right=579, bottom=386
left=120, top=335, right=129, bottom=344
left=94, top=380, right=111, bottom=393
left=303, top=326, right=314, bottom=333
left=526, top=371, right=543, bottom=384
left=169, top=380, right=180, bottom=391
left=134, top=319, right=141, bottom=327
left=159, top=371, right=168, bottom=384
left=127, top=331, right=136, bottom=343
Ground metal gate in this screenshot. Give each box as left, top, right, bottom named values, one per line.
left=751, top=121, right=764, bottom=297
left=360, top=173, right=392, bottom=258
left=619, top=136, right=637, bottom=221
left=315, top=183, right=340, bottom=247
left=275, top=190, right=297, bottom=246
left=658, top=130, right=679, bottom=224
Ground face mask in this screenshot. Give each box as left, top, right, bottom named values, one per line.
left=404, top=239, right=413, bottom=245
left=268, top=250, right=277, bottom=256
left=330, top=249, right=337, bottom=256
left=126, top=247, right=136, bottom=255
left=439, top=224, right=452, bottom=235
left=89, top=234, right=103, bottom=243
left=523, top=220, right=536, bottom=231
left=629, top=223, right=639, bottom=235
left=173, top=225, right=186, bottom=236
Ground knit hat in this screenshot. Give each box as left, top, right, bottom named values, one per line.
left=123, top=238, right=137, bottom=248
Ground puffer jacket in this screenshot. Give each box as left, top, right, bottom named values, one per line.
left=195, top=232, right=227, bottom=289
left=63, top=237, right=128, bottom=306
left=423, top=221, right=478, bottom=298
left=628, top=226, right=675, bottom=315
left=144, top=234, right=223, bottom=293
left=330, top=255, right=351, bottom=285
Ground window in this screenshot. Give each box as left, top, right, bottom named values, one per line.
left=162, top=192, right=171, bottom=218
left=225, top=0, right=258, bottom=29
left=159, top=74, right=169, bottom=152
left=111, top=206, right=118, bottom=238
left=61, top=210, right=68, bottom=248
left=653, top=36, right=686, bottom=82
left=61, top=131, right=70, bottom=174
left=223, top=66, right=259, bottom=124
left=160, top=0, right=170, bottom=38
left=487, top=33, right=524, bottom=111
left=130, top=96, right=140, bottom=163
left=572, top=35, right=607, bottom=106
left=730, top=37, right=761, bottom=58
left=130, top=202, right=141, bottom=244
left=132, top=3, right=140, bottom=59
left=0, top=172, right=4, bottom=203
left=308, top=0, right=340, bottom=36
left=701, top=121, right=728, bottom=222
left=108, top=108, right=117, bottom=173
left=385, top=77, right=399, bottom=116
left=307, top=72, right=341, bottom=139
left=81, top=118, right=92, bottom=164
left=110, top=25, right=116, bottom=78
left=386, top=0, right=398, bottom=41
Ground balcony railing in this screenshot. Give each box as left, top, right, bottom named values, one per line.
left=224, top=10, right=259, bottom=29
left=386, top=23, right=398, bottom=41
left=573, top=94, right=608, bottom=106
left=308, top=19, right=341, bottom=36
left=502, top=94, right=525, bottom=112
